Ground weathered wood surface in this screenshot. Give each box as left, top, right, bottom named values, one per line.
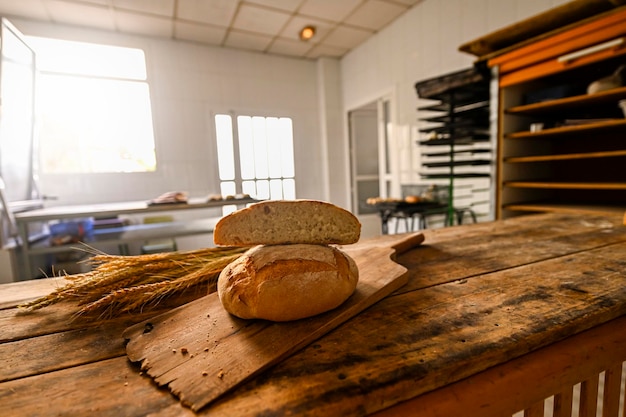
left=0, top=276, right=67, bottom=310
left=0, top=212, right=625, bottom=417
left=369, top=316, right=626, bottom=417
left=458, top=0, right=626, bottom=58
left=123, top=233, right=424, bottom=411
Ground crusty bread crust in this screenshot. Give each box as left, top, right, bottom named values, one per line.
left=213, top=200, right=361, bottom=246
left=217, top=244, right=359, bottom=321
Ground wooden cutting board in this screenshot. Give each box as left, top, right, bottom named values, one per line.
left=123, top=232, right=424, bottom=412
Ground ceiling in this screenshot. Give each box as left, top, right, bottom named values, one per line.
left=0, top=0, right=421, bottom=59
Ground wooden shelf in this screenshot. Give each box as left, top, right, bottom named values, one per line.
left=506, top=86, right=626, bottom=115
left=504, top=149, right=626, bottom=163
left=504, top=203, right=626, bottom=215
left=505, top=119, right=626, bottom=139
left=490, top=7, right=626, bottom=220
left=504, top=181, right=626, bottom=190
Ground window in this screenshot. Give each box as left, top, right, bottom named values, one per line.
left=214, top=114, right=295, bottom=208
left=26, top=37, right=156, bottom=174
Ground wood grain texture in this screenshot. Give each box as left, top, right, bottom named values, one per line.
left=123, top=233, right=423, bottom=411
left=0, top=357, right=177, bottom=417
left=0, top=213, right=625, bottom=417
left=193, top=243, right=626, bottom=416
left=0, top=276, right=67, bottom=309
left=459, top=0, right=625, bottom=57
left=396, top=212, right=626, bottom=293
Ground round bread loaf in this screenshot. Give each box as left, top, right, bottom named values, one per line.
left=213, top=199, right=361, bottom=246
left=217, top=244, right=359, bottom=321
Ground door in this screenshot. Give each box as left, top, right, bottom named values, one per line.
left=348, top=96, right=393, bottom=237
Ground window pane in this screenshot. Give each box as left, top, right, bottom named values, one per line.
left=0, top=36, right=36, bottom=201
left=279, top=118, right=294, bottom=177
left=269, top=179, right=283, bottom=200
left=266, top=117, right=282, bottom=178
left=237, top=116, right=255, bottom=180
left=27, top=36, right=146, bottom=79
left=282, top=178, right=296, bottom=200
left=27, top=36, right=156, bottom=175
left=215, top=114, right=235, bottom=181
left=38, top=75, right=156, bottom=173
left=215, top=114, right=295, bottom=202
left=242, top=180, right=256, bottom=197
left=219, top=181, right=236, bottom=196
left=252, top=117, right=269, bottom=179
left=256, top=180, right=270, bottom=200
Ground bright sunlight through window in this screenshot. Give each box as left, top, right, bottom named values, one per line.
left=27, top=37, right=156, bottom=174
left=215, top=114, right=295, bottom=202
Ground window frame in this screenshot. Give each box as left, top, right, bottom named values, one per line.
left=212, top=110, right=296, bottom=204
left=26, top=35, right=157, bottom=175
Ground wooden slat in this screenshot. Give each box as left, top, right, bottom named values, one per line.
left=602, top=364, right=623, bottom=417
left=504, top=204, right=626, bottom=216
left=553, top=388, right=573, bottom=417
left=485, top=6, right=626, bottom=65
left=505, top=182, right=626, bottom=190
left=397, top=212, right=626, bottom=293
left=0, top=276, right=68, bottom=309
left=0, top=323, right=128, bottom=382
left=524, top=401, right=544, bottom=417
left=579, top=376, right=599, bottom=417
left=504, top=119, right=626, bottom=139
left=505, top=150, right=626, bottom=164
left=498, top=44, right=626, bottom=87
left=0, top=357, right=179, bottom=417
left=487, top=7, right=626, bottom=86
left=505, top=86, right=626, bottom=115
left=0, top=290, right=205, bottom=344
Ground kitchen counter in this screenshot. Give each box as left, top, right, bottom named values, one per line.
left=1, top=212, right=625, bottom=416
left=13, top=196, right=258, bottom=279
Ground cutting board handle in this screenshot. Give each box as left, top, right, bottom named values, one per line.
left=392, top=233, right=425, bottom=255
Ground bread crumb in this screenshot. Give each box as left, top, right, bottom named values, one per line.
left=172, top=349, right=177, bottom=353
left=181, top=347, right=188, bottom=355
left=202, top=371, right=208, bottom=376
left=217, top=370, right=225, bottom=379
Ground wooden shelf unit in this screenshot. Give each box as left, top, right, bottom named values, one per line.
left=489, top=7, right=626, bottom=219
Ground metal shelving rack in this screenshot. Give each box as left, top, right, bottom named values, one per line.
left=414, top=65, right=492, bottom=225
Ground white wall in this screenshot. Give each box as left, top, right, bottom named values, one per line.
left=339, top=0, right=572, bottom=234
left=341, top=0, right=572, bottom=126
left=11, top=18, right=333, bottom=209
left=9, top=0, right=573, bottom=230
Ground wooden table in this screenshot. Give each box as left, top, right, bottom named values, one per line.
left=370, top=201, right=449, bottom=234
left=1, top=212, right=625, bottom=416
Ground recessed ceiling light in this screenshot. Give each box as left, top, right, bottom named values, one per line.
left=299, top=26, right=316, bottom=41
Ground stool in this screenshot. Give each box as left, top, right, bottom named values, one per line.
left=392, top=211, right=414, bottom=234
left=454, top=208, right=477, bottom=225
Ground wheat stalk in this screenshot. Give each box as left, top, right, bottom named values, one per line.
left=20, top=246, right=247, bottom=318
